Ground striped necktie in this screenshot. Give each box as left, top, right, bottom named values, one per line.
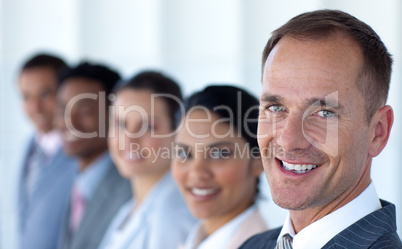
left=275, top=234, right=293, bottom=249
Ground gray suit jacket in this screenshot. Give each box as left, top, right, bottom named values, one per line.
left=19, top=137, right=77, bottom=249
left=239, top=200, right=402, bottom=249
left=58, top=163, right=131, bottom=249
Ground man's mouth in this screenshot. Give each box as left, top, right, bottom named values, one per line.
left=280, top=160, right=318, bottom=174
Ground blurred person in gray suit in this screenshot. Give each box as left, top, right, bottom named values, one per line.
left=17, top=53, right=77, bottom=249
left=240, top=10, right=401, bottom=249
left=56, top=62, right=131, bottom=249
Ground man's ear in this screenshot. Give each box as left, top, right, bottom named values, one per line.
left=368, top=105, right=394, bottom=157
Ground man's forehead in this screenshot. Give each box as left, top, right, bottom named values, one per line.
left=263, top=34, right=363, bottom=73
left=61, top=77, right=105, bottom=92
left=19, top=68, right=57, bottom=86
left=262, top=36, right=363, bottom=95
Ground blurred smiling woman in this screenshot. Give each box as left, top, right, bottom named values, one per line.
left=98, top=71, right=196, bottom=249
left=172, top=85, right=268, bottom=249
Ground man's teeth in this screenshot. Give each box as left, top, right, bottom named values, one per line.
left=282, top=161, right=317, bottom=174
left=191, top=188, right=218, bottom=196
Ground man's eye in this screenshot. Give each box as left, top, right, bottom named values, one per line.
left=40, top=89, right=53, bottom=98
left=267, top=105, right=286, bottom=113
left=316, top=110, right=337, bottom=118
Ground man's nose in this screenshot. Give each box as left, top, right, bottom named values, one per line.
left=277, top=113, right=311, bottom=152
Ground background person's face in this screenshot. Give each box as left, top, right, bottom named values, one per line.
left=172, top=110, right=261, bottom=229
left=258, top=35, right=372, bottom=213
left=19, top=67, right=58, bottom=133
left=56, top=77, right=108, bottom=166
left=108, top=89, right=174, bottom=180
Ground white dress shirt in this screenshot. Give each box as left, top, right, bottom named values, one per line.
left=277, top=182, right=381, bottom=249
left=98, top=172, right=196, bottom=249
left=74, top=152, right=112, bottom=201
left=35, top=129, right=63, bottom=158
left=184, top=206, right=257, bottom=249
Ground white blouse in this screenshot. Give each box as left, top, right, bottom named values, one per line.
left=98, top=172, right=197, bottom=249
left=183, top=205, right=267, bottom=249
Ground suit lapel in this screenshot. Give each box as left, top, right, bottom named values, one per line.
left=322, top=200, right=397, bottom=249
left=58, top=193, right=73, bottom=249
left=71, top=163, right=131, bottom=249
left=261, top=228, right=281, bottom=249
left=18, top=138, right=35, bottom=223
left=240, top=227, right=280, bottom=249
left=27, top=150, right=76, bottom=212
left=76, top=164, right=119, bottom=231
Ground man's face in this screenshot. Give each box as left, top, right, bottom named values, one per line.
left=19, top=67, right=58, bottom=133
left=257, top=35, right=372, bottom=212
left=56, top=77, right=108, bottom=165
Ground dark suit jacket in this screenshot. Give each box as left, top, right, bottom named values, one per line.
left=58, top=162, right=131, bottom=249
left=239, top=200, right=402, bottom=249
left=19, top=137, right=77, bottom=249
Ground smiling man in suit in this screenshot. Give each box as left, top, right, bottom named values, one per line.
left=240, top=10, right=402, bottom=249
left=17, top=53, right=77, bottom=249
left=56, top=62, right=131, bottom=249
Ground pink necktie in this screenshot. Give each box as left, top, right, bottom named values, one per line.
left=69, top=185, right=86, bottom=233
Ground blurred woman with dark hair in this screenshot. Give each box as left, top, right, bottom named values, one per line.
left=172, top=85, right=268, bottom=249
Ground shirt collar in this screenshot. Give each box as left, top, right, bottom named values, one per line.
left=131, top=172, right=173, bottom=218
left=112, top=172, right=174, bottom=239
left=35, top=130, right=62, bottom=156
left=74, top=152, right=112, bottom=200
left=186, top=205, right=256, bottom=249
left=278, top=182, right=381, bottom=249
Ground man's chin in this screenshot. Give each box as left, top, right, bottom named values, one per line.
left=273, top=196, right=312, bottom=211
left=63, top=145, right=83, bottom=158
left=64, top=150, right=79, bottom=157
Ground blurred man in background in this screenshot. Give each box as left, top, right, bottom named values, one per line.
left=17, top=53, right=77, bottom=249
left=56, top=62, right=131, bottom=249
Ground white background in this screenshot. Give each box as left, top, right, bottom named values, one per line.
left=1, top=1, right=401, bottom=248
